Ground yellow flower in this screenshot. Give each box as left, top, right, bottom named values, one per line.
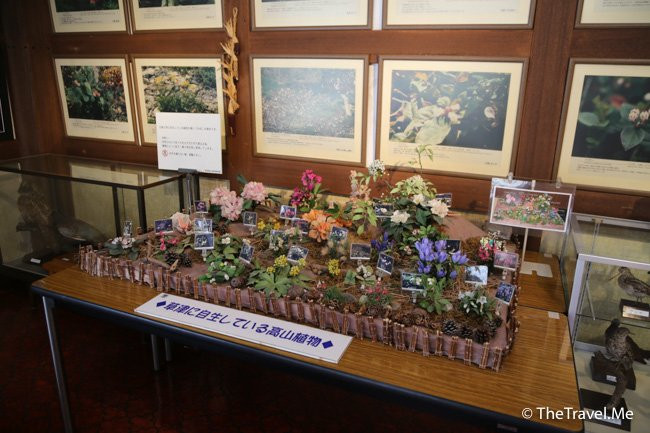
left=273, top=221, right=281, bottom=230
left=297, top=258, right=306, bottom=268
left=327, top=259, right=340, bottom=276
left=289, top=266, right=300, bottom=276
left=274, top=255, right=288, bottom=268
left=266, top=266, right=275, bottom=274
left=257, top=220, right=266, bottom=230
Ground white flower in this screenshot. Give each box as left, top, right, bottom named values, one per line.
left=210, top=278, right=216, bottom=284
left=478, top=296, right=487, bottom=305
left=428, top=199, right=449, bottom=218
left=645, top=92, right=650, bottom=102
left=412, top=193, right=426, bottom=206
left=367, top=159, right=385, bottom=178
left=221, top=236, right=231, bottom=245
left=224, top=274, right=230, bottom=281
left=484, top=106, right=496, bottom=119
left=640, top=110, right=649, bottom=122
left=390, top=210, right=409, bottom=224
left=415, top=277, right=422, bottom=286
left=629, top=108, right=640, bottom=122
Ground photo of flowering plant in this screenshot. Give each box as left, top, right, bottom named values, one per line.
left=571, top=74, right=650, bottom=163
left=490, top=186, right=572, bottom=232
left=61, top=65, right=128, bottom=122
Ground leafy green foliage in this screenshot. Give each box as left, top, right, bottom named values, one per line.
left=62, top=65, right=127, bottom=122
left=418, top=276, right=451, bottom=315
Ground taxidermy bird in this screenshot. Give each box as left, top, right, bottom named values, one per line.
left=612, top=267, right=650, bottom=303
left=604, top=319, right=650, bottom=367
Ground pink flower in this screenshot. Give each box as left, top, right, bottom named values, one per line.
left=241, top=181, right=268, bottom=203
left=221, top=195, right=243, bottom=221
left=209, top=187, right=232, bottom=206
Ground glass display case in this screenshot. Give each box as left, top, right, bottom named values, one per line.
left=0, top=154, right=183, bottom=275
left=562, top=213, right=650, bottom=432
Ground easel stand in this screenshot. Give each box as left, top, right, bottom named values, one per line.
left=178, top=168, right=198, bottom=213
left=518, top=179, right=553, bottom=278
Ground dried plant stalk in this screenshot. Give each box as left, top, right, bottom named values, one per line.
left=220, top=7, right=239, bottom=134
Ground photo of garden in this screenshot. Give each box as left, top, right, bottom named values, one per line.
left=140, top=65, right=219, bottom=124
left=389, top=70, right=512, bottom=150
left=261, top=66, right=356, bottom=139
left=138, top=0, right=214, bottom=7
left=572, top=74, right=650, bottom=163
left=490, top=187, right=570, bottom=232
left=55, top=0, right=119, bottom=12
left=61, top=65, right=128, bottom=122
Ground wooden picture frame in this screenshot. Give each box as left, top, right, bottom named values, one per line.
left=250, top=0, right=371, bottom=30
left=54, top=56, right=136, bottom=143
left=48, top=0, right=128, bottom=33
left=577, top=0, right=650, bottom=27
left=376, top=57, right=526, bottom=178
left=383, top=0, right=535, bottom=29
left=131, top=55, right=226, bottom=148
left=555, top=59, right=650, bottom=194
left=130, top=0, right=223, bottom=32
left=0, top=49, right=14, bottom=141
left=251, top=55, right=368, bottom=166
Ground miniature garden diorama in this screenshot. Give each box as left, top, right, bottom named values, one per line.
left=80, top=159, right=520, bottom=371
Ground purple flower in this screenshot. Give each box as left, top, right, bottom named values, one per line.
left=418, top=262, right=432, bottom=274
left=372, top=232, right=393, bottom=253
left=434, top=239, right=447, bottom=252
left=437, top=268, right=446, bottom=278
left=450, top=270, right=458, bottom=279
left=436, top=251, right=448, bottom=263
left=415, top=238, right=435, bottom=262
left=452, top=250, right=468, bottom=265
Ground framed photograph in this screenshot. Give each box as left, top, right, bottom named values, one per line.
left=350, top=243, right=372, bottom=260
left=194, top=232, right=215, bottom=250
left=401, top=272, right=424, bottom=292
left=54, top=57, right=136, bottom=142
left=239, top=242, right=255, bottom=264
left=378, top=58, right=525, bottom=178
left=329, top=226, right=349, bottom=243
left=292, top=218, right=310, bottom=235
left=373, top=203, right=394, bottom=219
left=494, top=250, right=519, bottom=271
left=0, top=59, right=14, bottom=141
left=383, top=0, right=535, bottom=29
left=445, top=239, right=461, bottom=253
left=279, top=205, right=297, bottom=220
left=251, top=56, right=367, bottom=165
left=490, top=186, right=573, bottom=233
left=122, top=220, right=133, bottom=238
left=287, top=245, right=309, bottom=264
left=377, top=253, right=395, bottom=275
left=242, top=211, right=258, bottom=227
left=193, top=217, right=212, bottom=233
left=495, top=282, right=516, bottom=304
left=132, top=56, right=225, bottom=147
left=48, top=0, right=128, bottom=33
left=194, top=200, right=208, bottom=213
left=251, top=0, right=370, bottom=30
left=465, top=265, right=488, bottom=286
left=435, top=193, right=452, bottom=207
left=130, top=0, right=223, bottom=31
left=154, top=218, right=173, bottom=233
left=577, top=0, right=650, bottom=27
left=556, top=61, right=650, bottom=193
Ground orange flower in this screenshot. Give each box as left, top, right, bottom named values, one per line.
left=309, top=214, right=332, bottom=242
left=303, top=209, right=327, bottom=223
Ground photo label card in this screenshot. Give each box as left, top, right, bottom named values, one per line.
left=156, top=112, right=222, bottom=174
left=465, top=265, right=488, bottom=286
left=287, top=245, right=309, bottom=264
left=194, top=232, right=215, bottom=250
left=154, top=218, right=173, bottom=234
left=350, top=243, right=372, bottom=260
left=239, top=242, right=255, bottom=264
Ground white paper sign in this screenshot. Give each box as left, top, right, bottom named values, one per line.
left=135, top=293, right=353, bottom=364
left=156, top=113, right=222, bottom=174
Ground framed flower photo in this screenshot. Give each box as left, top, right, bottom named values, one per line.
left=251, top=0, right=371, bottom=30
left=54, top=57, right=136, bottom=142
left=577, top=0, right=650, bottom=27
left=130, top=0, right=223, bottom=32
left=48, top=0, right=128, bottom=33
left=251, top=56, right=368, bottom=165
left=132, top=56, right=225, bottom=147
left=377, top=58, right=526, bottom=178
left=556, top=61, right=650, bottom=193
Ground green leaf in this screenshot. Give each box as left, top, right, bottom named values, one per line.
left=237, top=174, right=248, bottom=185
left=578, top=112, right=600, bottom=127
left=357, top=225, right=364, bottom=235
left=621, top=126, right=645, bottom=151
left=352, top=214, right=363, bottom=221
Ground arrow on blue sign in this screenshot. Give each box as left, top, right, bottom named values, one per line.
left=156, top=301, right=167, bottom=307
left=322, top=341, right=333, bottom=349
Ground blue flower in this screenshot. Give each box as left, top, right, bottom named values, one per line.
left=418, top=262, right=432, bottom=274
left=452, top=250, right=468, bottom=265
left=450, top=270, right=458, bottom=279
left=436, top=251, right=448, bottom=263
left=434, top=239, right=447, bottom=252
left=437, top=268, right=446, bottom=278
left=415, top=237, right=435, bottom=262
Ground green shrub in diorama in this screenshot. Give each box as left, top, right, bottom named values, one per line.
left=62, top=66, right=127, bottom=122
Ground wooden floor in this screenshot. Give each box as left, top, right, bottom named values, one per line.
left=518, top=251, right=567, bottom=313
left=34, top=267, right=583, bottom=432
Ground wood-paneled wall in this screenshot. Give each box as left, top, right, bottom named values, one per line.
left=1, top=0, right=649, bottom=220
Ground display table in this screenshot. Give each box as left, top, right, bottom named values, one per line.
left=519, top=251, right=567, bottom=313
left=32, top=267, right=583, bottom=433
